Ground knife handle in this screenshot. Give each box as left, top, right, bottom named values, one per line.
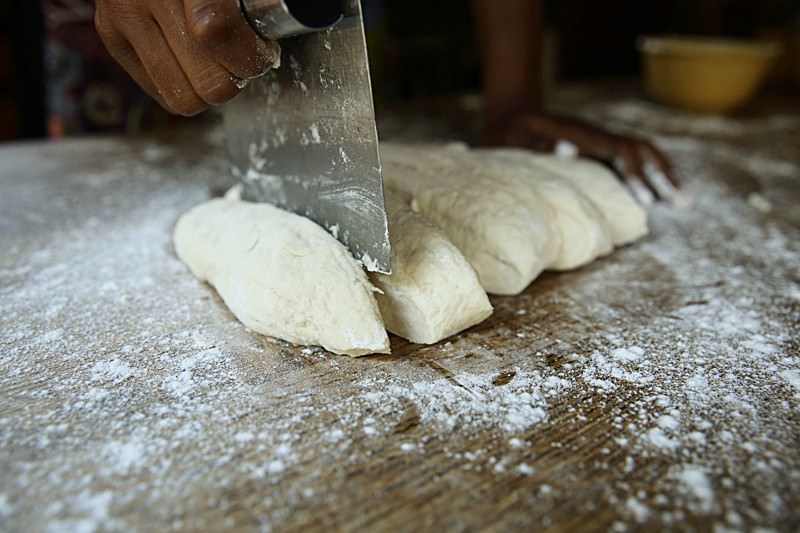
left=240, top=0, right=348, bottom=40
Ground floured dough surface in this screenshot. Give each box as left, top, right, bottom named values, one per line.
left=381, top=143, right=645, bottom=293
left=371, top=192, right=493, bottom=344
left=473, top=148, right=614, bottom=271
left=489, top=149, right=649, bottom=245
left=381, top=144, right=560, bottom=296
left=174, top=198, right=389, bottom=357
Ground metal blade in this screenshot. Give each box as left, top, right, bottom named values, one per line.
left=224, top=0, right=391, bottom=273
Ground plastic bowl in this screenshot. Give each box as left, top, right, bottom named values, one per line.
left=638, top=36, right=782, bottom=114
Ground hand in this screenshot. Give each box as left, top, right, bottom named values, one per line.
left=95, top=0, right=279, bottom=116
left=482, top=108, right=684, bottom=206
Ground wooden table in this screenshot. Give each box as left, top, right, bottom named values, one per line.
left=2, top=89, right=799, bottom=532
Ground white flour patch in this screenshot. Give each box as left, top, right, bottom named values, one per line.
left=674, top=465, right=715, bottom=513
left=517, top=463, right=535, bottom=476
left=101, top=439, right=147, bottom=476
left=626, top=497, right=650, bottom=522
left=359, top=368, right=548, bottom=433
left=644, top=428, right=680, bottom=451
left=780, top=370, right=800, bottom=394
left=90, top=359, right=141, bottom=384
left=44, top=490, right=115, bottom=533
left=611, top=346, right=644, bottom=363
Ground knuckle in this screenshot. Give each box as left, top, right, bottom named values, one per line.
left=188, top=7, right=238, bottom=46
left=640, top=141, right=665, bottom=164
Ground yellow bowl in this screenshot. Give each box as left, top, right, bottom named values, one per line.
left=638, top=36, right=782, bottom=114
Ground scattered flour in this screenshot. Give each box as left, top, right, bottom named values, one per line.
left=779, top=370, right=800, bottom=394
left=626, top=497, right=650, bottom=523
left=1, top=113, right=798, bottom=532
left=645, top=428, right=680, bottom=451
left=359, top=368, right=548, bottom=433
left=90, top=359, right=141, bottom=384
left=674, top=465, right=715, bottom=513
left=517, top=463, right=535, bottom=476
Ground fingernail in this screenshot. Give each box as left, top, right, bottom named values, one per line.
left=267, top=41, right=282, bottom=69
left=643, top=162, right=679, bottom=203
left=553, top=140, right=578, bottom=159
left=248, top=40, right=281, bottom=79
left=629, top=180, right=655, bottom=207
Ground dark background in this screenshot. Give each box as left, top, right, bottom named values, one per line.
left=1, top=0, right=798, bottom=141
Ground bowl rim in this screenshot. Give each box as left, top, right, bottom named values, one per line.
left=637, top=34, right=783, bottom=58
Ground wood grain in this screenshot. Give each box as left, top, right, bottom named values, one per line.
left=1, top=87, right=799, bottom=532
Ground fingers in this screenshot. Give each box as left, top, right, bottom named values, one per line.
left=95, top=16, right=167, bottom=110
left=151, top=3, right=241, bottom=109
left=96, top=0, right=279, bottom=117
left=551, top=119, right=682, bottom=206
left=637, top=140, right=694, bottom=209
left=96, top=1, right=209, bottom=115
left=183, top=0, right=280, bottom=79
left=128, top=18, right=209, bottom=116
left=638, top=140, right=679, bottom=187
left=609, top=140, right=655, bottom=206
left=480, top=109, right=687, bottom=207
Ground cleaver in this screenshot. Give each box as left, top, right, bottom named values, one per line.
left=224, top=0, right=391, bottom=274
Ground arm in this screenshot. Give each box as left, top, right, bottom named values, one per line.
left=471, top=0, right=544, bottom=123
left=95, top=0, right=279, bottom=117
left=471, top=0, right=681, bottom=204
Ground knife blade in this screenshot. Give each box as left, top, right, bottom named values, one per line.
left=224, top=0, right=391, bottom=274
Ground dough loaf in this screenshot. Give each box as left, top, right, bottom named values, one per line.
left=174, top=198, right=390, bottom=356
left=371, top=191, right=493, bottom=344
left=381, top=143, right=639, bottom=292
left=381, top=144, right=560, bottom=296
left=485, top=149, right=648, bottom=245
left=472, top=148, right=614, bottom=271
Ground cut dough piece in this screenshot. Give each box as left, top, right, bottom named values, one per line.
left=371, top=192, right=493, bottom=344
left=174, top=198, right=389, bottom=357
left=473, top=149, right=614, bottom=271
left=486, top=149, right=648, bottom=245
left=381, top=144, right=560, bottom=296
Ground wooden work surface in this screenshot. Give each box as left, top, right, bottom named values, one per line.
left=1, top=88, right=799, bottom=532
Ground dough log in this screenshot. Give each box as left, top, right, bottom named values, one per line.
left=471, top=148, right=614, bottom=271
left=371, top=192, right=493, bottom=344
left=485, top=148, right=648, bottom=245
left=174, top=198, right=390, bottom=357
left=381, top=144, right=560, bottom=296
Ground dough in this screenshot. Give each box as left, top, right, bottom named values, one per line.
left=174, top=198, right=390, bottom=357
left=174, top=144, right=649, bottom=355
left=469, top=149, right=614, bottom=271
left=483, top=149, right=648, bottom=245
left=381, top=144, right=560, bottom=296
left=380, top=143, right=625, bottom=291
left=371, top=191, right=493, bottom=344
